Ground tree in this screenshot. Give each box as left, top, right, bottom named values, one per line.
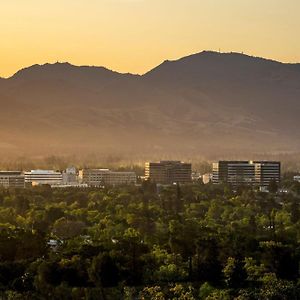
left=14, top=195, right=29, bottom=216
left=139, top=286, right=165, bottom=300
left=52, top=218, right=86, bottom=239
left=88, top=253, right=119, bottom=288
left=259, top=273, right=299, bottom=300
left=199, top=282, right=215, bottom=300
left=194, top=236, right=223, bottom=285
left=268, top=179, right=278, bottom=194
left=45, top=207, right=65, bottom=223
left=223, top=257, right=247, bottom=288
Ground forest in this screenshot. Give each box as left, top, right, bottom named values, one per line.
left=1, top=178, right=300, bottom=299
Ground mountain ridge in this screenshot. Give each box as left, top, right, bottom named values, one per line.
left=3, top=51, right=300, bottom=80
left=1, top=51, right=300, bottom=160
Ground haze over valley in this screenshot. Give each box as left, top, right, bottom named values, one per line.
left=1, top=51, right=300, bottom=164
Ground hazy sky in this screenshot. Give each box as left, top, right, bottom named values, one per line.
left=0, top=0, right=299, bottom=77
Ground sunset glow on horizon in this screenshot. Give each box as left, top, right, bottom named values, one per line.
left=1, top=0, right=300, bottom=78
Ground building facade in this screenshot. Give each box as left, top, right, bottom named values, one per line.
left=212, top=161, right=280, bottom=188
left=24, top=170, right=63, bottom=186
left=254, top=161, right=281, bottom=187
left=0, top=171, right=25, bottom=188
left=78, top=169, right=136, bottom=187
left=62, top=166, right=77, bottom=184
left=145, top=161, right=192, bottom=184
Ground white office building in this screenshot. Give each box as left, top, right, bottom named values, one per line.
left=24, top=170, right=63, bottom=186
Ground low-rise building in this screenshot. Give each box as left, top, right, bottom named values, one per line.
left=62, top=166, right=77, bottom=184
left=78, top=169, right=136, bottom=187
left=0, top=171, right=25, bottom=188
left=24, top=170, right=63, bottom=186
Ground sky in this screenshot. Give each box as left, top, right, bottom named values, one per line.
left=0, top=0, right=300, bottom=77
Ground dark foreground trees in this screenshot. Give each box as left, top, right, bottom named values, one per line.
left=0, top=183, right=300, bottom=299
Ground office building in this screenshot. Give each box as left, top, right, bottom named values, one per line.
left=212, top=161, right=256, bottom=186
left=62, top=166, right=77, bottom=184
left=0, top=171, right=25, bottom=189
left=254, top=161, right=281, bottom=187
left=145, top=161, right=192, bottom=184
left=24, top=170, right=63, bottom=186
left=212, top=161, right=280, bottom=188
left=78, top=169, right=136, bottom=187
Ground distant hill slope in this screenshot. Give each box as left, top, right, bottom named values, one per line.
left=1, top=51, right=300, bottom=160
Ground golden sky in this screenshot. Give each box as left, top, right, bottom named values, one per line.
left=0, top=0, right=299, bottom=78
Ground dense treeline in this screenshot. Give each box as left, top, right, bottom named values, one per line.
left=1, top=180, right=300, bottom=299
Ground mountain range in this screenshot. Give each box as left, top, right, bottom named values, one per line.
left=1, top=51, right=300, bottom=162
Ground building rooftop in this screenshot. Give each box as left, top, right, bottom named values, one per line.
left=0, top=171, right=22, bottom=176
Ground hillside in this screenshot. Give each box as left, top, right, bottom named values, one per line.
left=1, top=51, right=300, bottom=161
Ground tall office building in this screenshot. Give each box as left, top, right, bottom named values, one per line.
left=0, top=171, right=25, bottom=189
left=24, top=170, right=63, bottom=186
left=212, top=161, right=280, bottom=188
left=78, top=169, right=136, bottom=187
left=145, top=161, right=192, bottom=184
